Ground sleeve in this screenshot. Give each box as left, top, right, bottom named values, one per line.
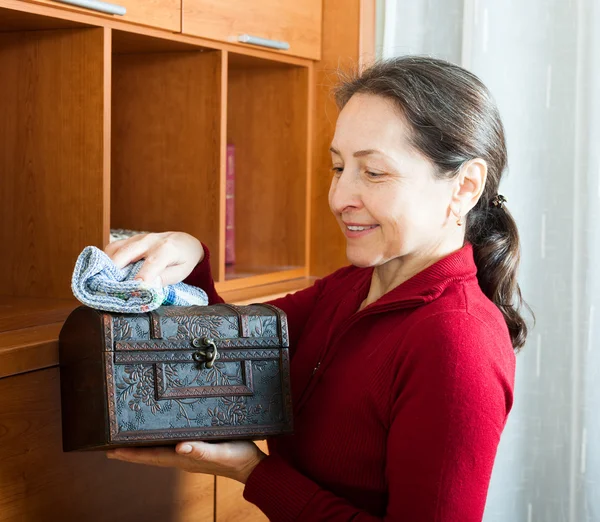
left=182, top=243, right=224, bottom=305
left=182, top=243, right=330, bottom=357
left=242, top=311, right=515, bottom=521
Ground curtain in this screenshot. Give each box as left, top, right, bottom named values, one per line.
left=377, top=1, right=600, bottom=520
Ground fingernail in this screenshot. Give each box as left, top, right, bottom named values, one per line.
left=134, top=277, right=142, bottom=281
left=179, top=444, right=192, bottom=454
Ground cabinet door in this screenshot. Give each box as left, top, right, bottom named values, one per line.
left=21, top=0, right=181, bottom=32
left=0, top=368, right=215, bottom=521
left=182, top=0, right=322, bottom=60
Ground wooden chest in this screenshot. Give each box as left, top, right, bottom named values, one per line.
left=58, top=303, right=293, bottom=451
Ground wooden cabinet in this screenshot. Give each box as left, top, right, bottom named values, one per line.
left=20, top=0, right=181, bottom=31
left=182, top=0, right=322, bottom=60
left=0, top=0, right=374, bottom=519
left=0, top=1, right=314, bottom=302
left=0, top=1, right=314, bottom=520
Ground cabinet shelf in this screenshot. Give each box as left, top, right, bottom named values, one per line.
left=225, top=52, right=310, bottom=283
left=0, top=276, right=314, bottom=379
left=110, top=31, right=223, bottom=274
left=219, top=266, right=306, bottom=292
left=0, top=296, right=77, bottom=379
left=0, top=296, right=78, bottom=333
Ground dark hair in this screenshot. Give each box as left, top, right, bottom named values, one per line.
left=334, top=56, right=532, bottom=352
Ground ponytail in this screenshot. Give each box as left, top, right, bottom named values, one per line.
left=467, top=198, right=532, bottom=351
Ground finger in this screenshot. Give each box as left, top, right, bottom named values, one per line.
left=109, top=235, right=152, bottom=269
left=106, top=447, right=181, bottom=468
left=176, top=441, right=215, bottom=461
left=134, top=253, right=172, bottom=286
left=104, top=238, right=126, bottom=257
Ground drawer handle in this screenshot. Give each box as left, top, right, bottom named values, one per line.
left=53, top=0, right=126, bottom=16
left=238, top=34, right=290, bottom=51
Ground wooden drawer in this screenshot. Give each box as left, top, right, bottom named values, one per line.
left=20, top=0, right=181, bottom=32
left=182, top=0, right=322, bottom=60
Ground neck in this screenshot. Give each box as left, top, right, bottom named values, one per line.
left=359, top=237, right=465, bottom=310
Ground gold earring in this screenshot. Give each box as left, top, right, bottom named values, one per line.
left=457, top=215, right=463, bottom=226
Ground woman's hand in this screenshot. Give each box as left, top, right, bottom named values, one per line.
left=106, top=440, right=268, bottom=484
left=104, top=231, right=203, bottom=287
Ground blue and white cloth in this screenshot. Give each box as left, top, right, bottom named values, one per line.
left=71, top=246, right=208, bottom=313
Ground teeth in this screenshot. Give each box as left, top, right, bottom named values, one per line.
left=347, top=225, right=374, bottom=231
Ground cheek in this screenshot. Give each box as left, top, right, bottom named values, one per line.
left=368, top=185, right=444, bottom=239
left=366, top=189, right=406, bottom=229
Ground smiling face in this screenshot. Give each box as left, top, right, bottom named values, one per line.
left=328, top=93, right=459, bottom=268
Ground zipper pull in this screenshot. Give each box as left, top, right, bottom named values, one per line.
left=312, top=361, right=321, bottom=375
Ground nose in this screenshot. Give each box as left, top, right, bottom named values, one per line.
left=329, top=169, right=362, bottom=215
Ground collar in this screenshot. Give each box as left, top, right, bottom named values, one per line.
left=352, top=243, right=478, bottom=310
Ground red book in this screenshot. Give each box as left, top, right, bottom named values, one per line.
left=225, top=144, right=235, bottom=265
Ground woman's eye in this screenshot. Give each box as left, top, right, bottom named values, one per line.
left=366, top=171, right=385, bottom=179
left=331, top=167, right=343, bottom=176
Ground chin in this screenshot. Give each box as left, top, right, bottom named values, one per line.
left=345, top=246, right=379, bottom=268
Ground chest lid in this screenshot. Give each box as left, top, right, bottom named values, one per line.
left=103, top=303, right=289, bottom=352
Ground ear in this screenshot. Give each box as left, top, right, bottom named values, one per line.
left=449, top=158, right=487, bottom=218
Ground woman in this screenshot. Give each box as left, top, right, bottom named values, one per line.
left=104, top=56, right=530, bottom=521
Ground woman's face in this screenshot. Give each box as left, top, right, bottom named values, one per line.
left=328, top=93, right=457, bottom=268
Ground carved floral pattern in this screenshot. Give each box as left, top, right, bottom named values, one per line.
left=110, top=307, right=288, bottom=435
left=114, top=358, right=283, bottom=432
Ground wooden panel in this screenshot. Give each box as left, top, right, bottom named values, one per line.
left=0, top=322, right=62, bottom=379
left=0, top=296, right=77, bottom=332
left=310, top=0, right=376, bottom=277
left=111, top=49, right=224, bottom=277
left=225, top=277, right=314, bottom=305
left=0, top=2, right=92, bottom=30
left=216, top=440, right=269, bottom=521
left=0, top=27, right=106, bottom=299
left=182, top=0, right=322, bottom=60
left=359, top=0, right=376, bottom=62
left=0, top=3, right=313, bottom=68
left=112, top=27, right=210, bottom=54
left=20, top=0, right=181, bottom=32
left=0, top=368, right=214, bottom=521
left=218, top=268, right=306, bottom=293
left=227, top=59, right=308, bottom=273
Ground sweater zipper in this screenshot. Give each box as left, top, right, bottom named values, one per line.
left=296, top=298, right=426, bottom=412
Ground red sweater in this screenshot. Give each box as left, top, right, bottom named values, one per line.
left=184, top=243, right=516, bottom=521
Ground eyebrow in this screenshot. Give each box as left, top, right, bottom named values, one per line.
left=329, top=146, right=386, bottom=158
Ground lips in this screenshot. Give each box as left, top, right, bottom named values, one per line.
left=342, top=222, right=379, bottom=238
left=343, top=223, right=378, bottom=231
left=347, top=225, right=377, bottom=231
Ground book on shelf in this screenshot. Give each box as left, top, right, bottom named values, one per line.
left=225, top=144, right=235, bottom=265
